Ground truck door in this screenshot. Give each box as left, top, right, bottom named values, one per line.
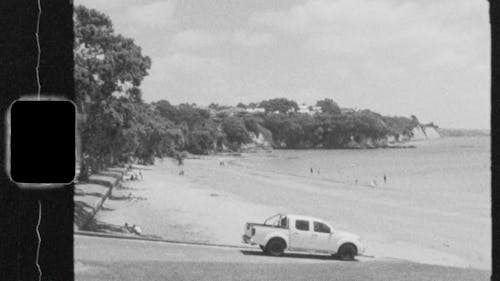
left=310, top=221, right=335, bottom=252
left=289, top=219, right=312, bottom=250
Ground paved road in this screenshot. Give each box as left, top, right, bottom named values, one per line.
left=75, top=234, right=490, bottom=281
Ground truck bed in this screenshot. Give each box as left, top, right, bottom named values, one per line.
left=246, top=223, right=287, bottom=229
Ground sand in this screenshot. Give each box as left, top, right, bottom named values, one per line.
left=94, top=138, right=490, bottom=271
left=94, top=159, right=281, bottom=244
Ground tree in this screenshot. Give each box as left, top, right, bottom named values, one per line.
left=176, top=103, right=211, bottom=129
left=316, top=98, right=341, bottom=115
left=222, top=116, right=251, bottom=146
left=185, top=130, right=215, bottom=154
left=75, top=5, right=151, bottom=179
left=247, top=102, right=258, bottom=109
left=260, top=98, right=299, bottom=114
left=153, top=100, right=178, bottom=122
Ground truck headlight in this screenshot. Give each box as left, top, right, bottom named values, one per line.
left=358, top=238, right=365, bottom=252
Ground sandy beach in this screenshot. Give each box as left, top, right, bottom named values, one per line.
left=93, top=136, right=490, bottom=271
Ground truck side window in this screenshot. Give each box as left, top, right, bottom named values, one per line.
left=295, top=220, right=309, bottom=231
left=280, top=217, right=288, bottom=228
left=313, top=222, right=331, bottom=233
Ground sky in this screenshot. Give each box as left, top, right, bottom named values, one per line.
left=76, top=0, right=490, bottom=129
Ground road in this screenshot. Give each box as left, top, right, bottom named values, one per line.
left=75, top=234, right=490, bottom=281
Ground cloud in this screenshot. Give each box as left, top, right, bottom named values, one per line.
left=171, top=29, right=217, bottom=49
left=171, top=29, right=272, bottom=50
left=232, top=30, right=273, bottom=47
left=251, top=0, right=488, bottom=69
left=168, top=52, right=225, bottom=73
left=126, top=1, right=176, bottom=28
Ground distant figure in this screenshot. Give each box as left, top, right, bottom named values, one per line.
left=354, top=179, right=358, bottom=185
left=310, top=168, right=313, bottom=174
left=139, top=170, right=143, bottom=180
left=220, top=161, right=225, bottom=166
left=132, top=224, right=142, bottom=235
left=179, top=170, right=184, bottom=176
left=124, top=222, right=132, bottom=233
left=176, top=153, right=184, bottom=166
left=383, top=174, right=387, bottom=184
left=317, top=169, right=320, bottom=175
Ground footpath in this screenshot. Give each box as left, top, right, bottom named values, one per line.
left=74, top=167, right=127, bottom=231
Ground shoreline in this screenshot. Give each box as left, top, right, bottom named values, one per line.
left=90, top=138, right=490, bottom=271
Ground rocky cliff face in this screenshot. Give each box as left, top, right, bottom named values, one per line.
left=411, top=125, right=441, bottom=141
left=423, top=126, right=440, bottom=139
left=240, top=123, right=440, bottom=151
left=411, top=126, right=428, bottom=141
left=241, top=124, right=273, bottom=151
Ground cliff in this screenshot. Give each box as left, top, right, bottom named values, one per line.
left=411, top=125, right=441, bottom=141
left=241, top=124, right=273, bottom=151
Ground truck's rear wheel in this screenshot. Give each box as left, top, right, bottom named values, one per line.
left=337, top=243, right=357, bottom=261
left=265, top=238, right=286, bottom=257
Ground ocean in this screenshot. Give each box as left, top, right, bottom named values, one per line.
left=235, top=136, right=490, bottom=219
left=190, top=136, right=491, bottom=269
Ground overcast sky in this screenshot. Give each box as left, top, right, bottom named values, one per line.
left=76, top=0, right=490, bottom=129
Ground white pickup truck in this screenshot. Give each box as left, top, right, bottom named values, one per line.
left=242, top=214, right=365, bottom=260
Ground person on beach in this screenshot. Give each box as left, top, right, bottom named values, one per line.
left=132, top=225, right=142, bottom=235
left=124, top=222, right=132, bottom=233
left=176, top=153, right=184, bottom=166
left=310, top=168, right=313, bottom=174
left=383, top=174, right=387, bottom=184
left=139, top=170, right=143, bottom=180
left=317, top=169, right=320, bottom=175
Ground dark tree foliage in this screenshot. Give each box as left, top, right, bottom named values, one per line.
left=153, top=100, right=178, bottom=122
left=247, top=102, right=258, bottom=109
left=382, top=115, right=417, bottom=136
left=316, top=98, right=341, bottom=115
left=185, top=130, right=215, bottom=154
left=176, top=103, right=211, bottom=129
left=259, top=103, right=420, bottom=149
left=259, top=98, right=299, bottom=114
left=243, top=116, right=261, bottom=135
left=222, top=116, right=252, bottom=145
left=208, top=103, right=230, bottom=111
left=75, top=5, right=161, bottom=178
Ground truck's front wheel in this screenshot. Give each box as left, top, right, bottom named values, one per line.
left=337, top=243, right=357, bottom=261
left=265, top=238, right=286, bottom=257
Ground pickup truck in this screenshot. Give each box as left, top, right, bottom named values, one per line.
left=242, top=214, right=365, bottom=260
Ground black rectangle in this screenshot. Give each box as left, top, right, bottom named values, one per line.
left=10, top=100, right=75, bottom=184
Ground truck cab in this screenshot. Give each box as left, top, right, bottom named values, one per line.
left=243, top=214, right=364, bottom=260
